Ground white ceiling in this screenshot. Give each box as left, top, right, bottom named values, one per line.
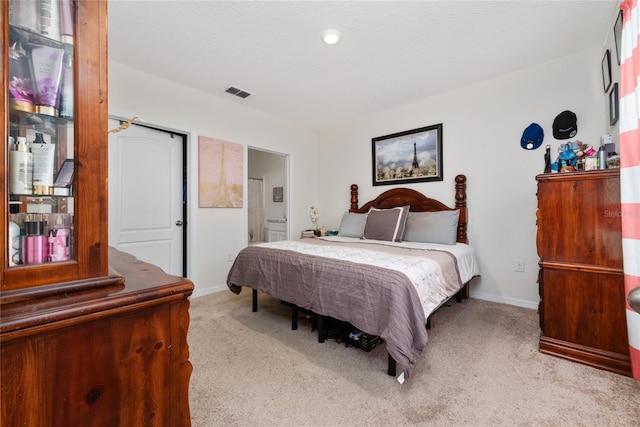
left=108, top=1, right=619, bottom=130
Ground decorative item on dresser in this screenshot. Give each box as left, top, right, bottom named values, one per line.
left=536, top=169, right=631, bottom=377
left=227, top=175, right=479, bottom=378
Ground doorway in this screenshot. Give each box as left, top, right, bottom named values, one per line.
left=247, top=148, right=288, bottom=244
left=108, top=118, right=188, bottom=277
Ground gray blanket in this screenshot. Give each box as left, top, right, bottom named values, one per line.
left=227, top=239, right=463, bottom=375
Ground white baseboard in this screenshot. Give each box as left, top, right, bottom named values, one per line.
left=191, top=284, right=228, bottom=299
left=470, top=291, right=539, bottom=310
left=191, top=285, right=540, bottom=311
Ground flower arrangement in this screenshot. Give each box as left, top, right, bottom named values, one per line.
left=309, top=206, right=319, bottom=230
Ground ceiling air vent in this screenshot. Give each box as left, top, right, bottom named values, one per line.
left=225, top=86, right=252, bottom=99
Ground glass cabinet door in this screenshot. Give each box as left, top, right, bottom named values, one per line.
left=2, top=0, right=109, bottom=291
left=7, top=0, right=75, bottom=268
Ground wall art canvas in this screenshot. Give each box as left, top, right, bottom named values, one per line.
left=198, top=135, right=243, bottom=208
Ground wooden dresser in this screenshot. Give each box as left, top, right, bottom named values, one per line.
left=2, top=2, right=194, bottom=424
left=0, top=248, right=194, bottom=426
left=536, top=169, right=631, bottom=376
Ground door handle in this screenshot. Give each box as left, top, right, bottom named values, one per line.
left=175, top=220, right=183, bottom=226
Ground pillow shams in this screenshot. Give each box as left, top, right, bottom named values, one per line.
left=403, top=210, right=460, bottom=245
left=338, top=212, right=367, bottom=238
left=362, top=206, right=409, bottom=242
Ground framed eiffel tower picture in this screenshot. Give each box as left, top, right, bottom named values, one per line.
left=371, top=124, right=443, bottom=186
left=198, top=135, right=244, bottom=207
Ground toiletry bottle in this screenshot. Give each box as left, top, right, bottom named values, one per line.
left=9, top=136, right=33, bottom=195
left=32, top=132, right=55, bottom=195
left=23, top=214, right=48, bottom=265
left=59, top=0, right=74, bottom=45
left=9, top=0, right=40, bottom=33
left=8, top=39, right=37, bottom=113
left=597, top=144, right=608, bottom=170
left=59, top=46, right=74, bottom=118
left=30, top=44, right=65, bottom=116
left=39, top=0, right=61, bottom=41
left=9, top=215, right=22, bottom=266
left=543, top=145, right=551, bottom=174
left=48, top=214, right=71, bottom=262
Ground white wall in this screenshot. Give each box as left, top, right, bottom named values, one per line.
left=317, top=48, right=608, bottom=308
left=108, top=62, right=319, bottom=297
left=110, top=45, right=611, bottom=308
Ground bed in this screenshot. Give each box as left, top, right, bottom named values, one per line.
left=227, top=174, right=479, bottom=378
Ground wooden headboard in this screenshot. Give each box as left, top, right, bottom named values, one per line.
left=348, top=174, right=468, bottom=244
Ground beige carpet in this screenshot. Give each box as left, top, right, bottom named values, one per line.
left=188, top=290, right=639, bottom=426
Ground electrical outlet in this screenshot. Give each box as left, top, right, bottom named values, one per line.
left=514, top=259, right=525, bottom=273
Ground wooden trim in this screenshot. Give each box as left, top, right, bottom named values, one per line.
left=538, top=261, right=623, bottom=275
left=349, top=174, right=468, bottom=244
left=540, top=336, right=631, bottom=377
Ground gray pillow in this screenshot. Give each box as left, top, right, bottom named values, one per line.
left=362, top=206, right=410, bottom=242
left=338, top=212, right=367, bottom=238
left=403, top=210, right=460, bottom=245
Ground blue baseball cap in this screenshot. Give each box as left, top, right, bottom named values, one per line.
left=521, top=123, right=544, bottom=150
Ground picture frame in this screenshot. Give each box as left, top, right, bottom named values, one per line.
left=601, top=49, right=612, bottom=93
left=614, top=11, right=623, bottom=65
left=198, top=135, right=244, bottom=208
left=273, top=186, right=283, bottom=202
left=372, top=123, right=443, bottom=186
left=609, top=82, right=619, bottom=126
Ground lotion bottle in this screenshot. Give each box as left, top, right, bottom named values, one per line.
left=8, top=39, right=36, bottom=113
left=9, top=136, right=33, bottom=195
left=39, top=0, right=61, bottom=41
left=31, top=132, right=55, bottom=195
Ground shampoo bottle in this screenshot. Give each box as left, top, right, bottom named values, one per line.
left=9, top=136, right=33, bottom=195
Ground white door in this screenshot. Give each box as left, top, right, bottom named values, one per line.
left=108, top=119, right=184, bottom=275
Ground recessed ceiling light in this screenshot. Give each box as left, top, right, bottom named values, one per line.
left=322, top=29, right=341, bottom=45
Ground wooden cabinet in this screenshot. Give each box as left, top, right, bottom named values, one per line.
left=536, top=170, right=631, bottom=376
left=1, top=2, right=194, bottom=424
left=2, top=0, right=109, bottom=290
left=1, top=248, right=194, bottom=426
